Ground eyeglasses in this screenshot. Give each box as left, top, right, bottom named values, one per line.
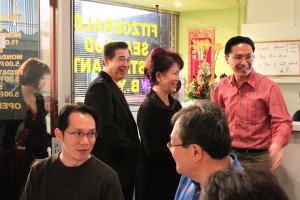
left=64, top=130, right=97, bottom=139
left=167, top=141, right=189, bottom=149
left=231, top=54, right=254, bottom=63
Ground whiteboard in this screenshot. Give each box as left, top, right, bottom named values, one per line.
left=253, top=40, right=300, bottom=76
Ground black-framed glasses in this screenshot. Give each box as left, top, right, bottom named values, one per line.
left=167, top=141, right=189, bottom=149
left=64, top=130, right=97, bottom=139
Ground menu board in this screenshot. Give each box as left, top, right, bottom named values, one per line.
left=253, top=40, right=300, bottom=76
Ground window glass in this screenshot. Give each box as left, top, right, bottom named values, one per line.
left=0, top=1, right=51, bottom=198
left=0, top=0, right=41, bottom=119
left=73, top=0, right=178, bottom=103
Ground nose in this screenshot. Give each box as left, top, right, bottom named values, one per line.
left=240, top=57, right=248, bottom=65
left=120, top=59, right=130, bottom=66
left=80, top=135, right=89, bottom=145
left=124, top=61, right=130, bottom=68
left=174, top=72, right=180, bottom=80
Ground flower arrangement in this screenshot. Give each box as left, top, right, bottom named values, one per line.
left=184, top=39, right=224, bottom=101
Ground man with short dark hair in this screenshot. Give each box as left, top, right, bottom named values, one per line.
left=21, top=103, right=123, bottom=200
left=84, top=41, right=140, bottom=200
left=212, top=36, right=292, bottom=171
left=169, top=100, right=243, bottom=200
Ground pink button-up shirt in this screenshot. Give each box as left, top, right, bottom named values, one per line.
left=212, top=70, right=292, bottom=149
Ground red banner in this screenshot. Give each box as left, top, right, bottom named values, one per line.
left=188, top=28, right=215, bottom=82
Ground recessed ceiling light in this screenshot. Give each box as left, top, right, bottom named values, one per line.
left=175, top=2, right=182, bottom=7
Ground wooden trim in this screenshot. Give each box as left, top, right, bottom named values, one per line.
left=50, top=0, right=58, bottom=135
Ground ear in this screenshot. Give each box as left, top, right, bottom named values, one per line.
left=155, top=71, right=162, bottom=82
left=103, top=57, right=110, bottom=66
left=54, top=128, right=63, bottom=142
left=225, top=55, right=229, bottom=64
left=191, top=144, right=203, bottom=163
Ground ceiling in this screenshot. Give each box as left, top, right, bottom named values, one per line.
left=104, top=0, right=247, bottom=13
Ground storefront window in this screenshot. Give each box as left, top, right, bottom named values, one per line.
left=73, top=0, right=178, bottom=103
left=0, top=0, right=39, bottom=96
left=0, top=0, right=51, bottom=198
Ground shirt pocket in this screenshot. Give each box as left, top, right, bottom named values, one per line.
left=239, top=97, right=267, bottom=124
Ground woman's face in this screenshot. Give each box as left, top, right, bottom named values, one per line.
left=37, top=74, right=49, bottom=91
left=157, top=63, right=180, bottom=94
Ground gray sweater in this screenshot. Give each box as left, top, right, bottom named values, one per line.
left=21, top=154, right=124, bottom=200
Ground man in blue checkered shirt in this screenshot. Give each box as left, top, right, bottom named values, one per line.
left=168, top=100, right=243, bottom=200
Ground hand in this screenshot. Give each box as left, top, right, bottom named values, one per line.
left=269, top=143, right=283, bottom=171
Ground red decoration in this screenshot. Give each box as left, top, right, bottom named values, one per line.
left=188, top=28, right=215, bottom=82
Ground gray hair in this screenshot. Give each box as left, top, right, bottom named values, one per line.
left=171, top=100, right=231, bottom=159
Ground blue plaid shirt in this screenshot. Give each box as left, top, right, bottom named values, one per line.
left=174, top=153, right=243, bottom=200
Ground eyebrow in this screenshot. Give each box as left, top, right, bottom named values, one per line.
left=72, top=128, right=96, bottom=131
left=118, top=55, right=131, bottom=59
left=233, top=53, right=253, bottom=56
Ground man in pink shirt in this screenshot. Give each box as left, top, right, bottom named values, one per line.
left=212, top=36, right=292, bottom=171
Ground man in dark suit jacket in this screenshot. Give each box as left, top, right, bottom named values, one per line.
left=84, top=42, right=140, bottom=200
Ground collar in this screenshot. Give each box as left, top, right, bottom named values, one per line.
left=100, top=71, right=113, bottom=83
left=99, top=71, right=120, bottom=88
left=227, top=152, right=243, bottom=172
left=191, top=179, right=201, bottom=193
left=147, top=89, right=179, bottom=111
left=229, top=69, right=257, bottom=89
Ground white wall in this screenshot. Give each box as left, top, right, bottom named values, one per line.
left=247, top=0, right=299, bottom=23
left=243, top=1, right=300, bottom=199
left=57, top=0, right=72, bottom=110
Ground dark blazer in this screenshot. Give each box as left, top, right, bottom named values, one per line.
left=135, top=89, right=182, bottom=200
left=84, top=71, right=140, bottom=188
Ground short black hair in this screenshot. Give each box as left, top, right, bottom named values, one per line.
left=103, top=41, right=130, bottom=62
left=18, top=58, right=50, bottom=87
left=224, top=36, right=255, bottom=55
left=171, top=100, right=231, bottom=159
left=57, top=103, right=99, bottom=133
